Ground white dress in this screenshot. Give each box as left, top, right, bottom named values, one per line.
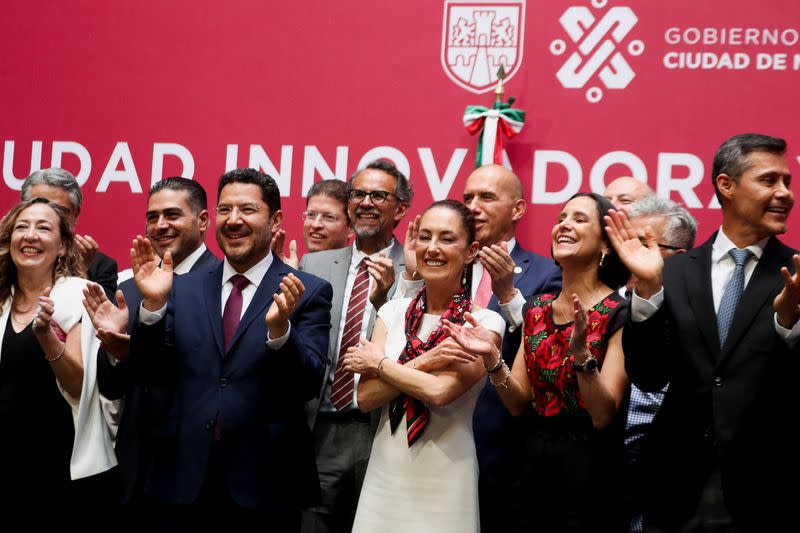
left=352, top=298, right=505, bottom=533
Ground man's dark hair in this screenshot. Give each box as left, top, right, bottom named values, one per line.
left=349, top=159, right=414, bottom=205
left=149, top=176, right=208, bottom=213
left=711, top=133, right=787, bottom=202
left=307, top=179, right=350, bottom=223
left=217, top=168, right=281, bottom=215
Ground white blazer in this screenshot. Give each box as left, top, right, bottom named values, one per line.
left=0, top=276, right=117, bottom=479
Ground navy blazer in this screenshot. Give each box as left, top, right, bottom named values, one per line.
left=129, top=254, right=332, bottom=510
left=623, top=235, right=797, bottom=528
left=97, top=247, right=220, bottom=503
left=473, top=244, right=561, bottom=480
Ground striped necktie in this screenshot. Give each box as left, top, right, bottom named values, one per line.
left=330, top=259, right=370, bottom=410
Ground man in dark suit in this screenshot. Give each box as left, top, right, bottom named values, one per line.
left=127, top=168, right=332, bottom=529
left=608, top=133, right=799, bottom=531
left=301, top=160, right=411, bottom=533
left=89, top=177, right=219, bottom=518
left=398, top=164, right=561, bottom=533
left=21, top=167, right=118, bottom=299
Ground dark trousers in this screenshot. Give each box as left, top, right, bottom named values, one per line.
left=152, top=441, right=300, bottom=533
left=301, top=410, right=374, bottom=533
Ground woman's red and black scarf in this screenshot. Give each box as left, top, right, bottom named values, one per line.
left=388, top=285, right=471, bottom=446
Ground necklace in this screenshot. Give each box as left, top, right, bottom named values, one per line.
left=553, top=286, right=603, bottom=324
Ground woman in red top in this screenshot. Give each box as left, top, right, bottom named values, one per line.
left=446, top=192, right=631, bottom=532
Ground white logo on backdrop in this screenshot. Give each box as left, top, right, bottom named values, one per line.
left=551, top=0, right=644, bottom=103
left=441, top=0, right=525, bottom=94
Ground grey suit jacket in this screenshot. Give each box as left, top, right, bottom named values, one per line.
left=300, top=240, right=405, bottom=429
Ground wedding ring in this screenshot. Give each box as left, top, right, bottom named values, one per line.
left=31, top=317, right=40, bottom=328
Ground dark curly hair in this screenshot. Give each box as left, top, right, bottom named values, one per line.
left=0, top=198, right=84, bottom=313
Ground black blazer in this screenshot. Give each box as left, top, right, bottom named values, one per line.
left=96, top=247, right=220, bottom=504
left=622, top=234, right=798, bottom=529
left=88, top=251, right=118, bottom=301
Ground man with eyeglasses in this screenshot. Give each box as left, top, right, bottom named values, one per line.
left=119, top=168, right=332, bottom=528
left=272, top=179, right=352, bottom=268
left=301, top=159, right=412, bottom=533
left=622, top=196, right=697, bottom=533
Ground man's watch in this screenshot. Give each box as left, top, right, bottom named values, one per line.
left=571, top=354, right=598, bottom=373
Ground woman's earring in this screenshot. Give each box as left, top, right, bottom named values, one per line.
left=461, top=266, right=468, bottom=287
left=599, top=251, right=606, bottom=267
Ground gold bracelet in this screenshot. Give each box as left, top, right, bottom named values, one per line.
left=489, top=361, right=511, bottom=389
left=377, top=356, right=390, bottom=377
left=45, top=344, right=66, bottom=362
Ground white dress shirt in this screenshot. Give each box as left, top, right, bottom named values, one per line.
left=322, top=240, right=396, bottom=411
left=631, top=227, right=800, bottom=345
left=117, top=243, right=209, bottom=283
left=139, top=251, right=290, bottom=349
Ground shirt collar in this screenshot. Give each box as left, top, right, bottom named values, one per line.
left=222, top=251, right=274, bottom=288
left=172, top=244, right=208, bottom=275
left=712, top=227, right=767, bottom=264
left=351, top=238, right=395, bottom=265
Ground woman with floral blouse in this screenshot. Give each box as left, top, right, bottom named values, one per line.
left=445, top=192, right=631, bottom=533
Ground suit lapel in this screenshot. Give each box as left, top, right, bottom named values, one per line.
left=721, top=237, right=785, bottom=359
left=328, top=248, right=352, bottom=334
left=204, top=264, right=225, bottom=356
left=227, top=255, right=287, bottom=354
left=684, top=238, right=721, bottom=362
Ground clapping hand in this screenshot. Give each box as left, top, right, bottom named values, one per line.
left=415, top=338, right=478, bottom=371
left=131, top=236, right=173, bottom=310
left=265, top=273, right=304, bottom=338
left=402, top=215, right=421, bottom=280
left=441, top=312, right=497, bottom=359
left=478, top=241, right=517, bottom=304
left=75, top=234, right=100, bottom=270
left=567, top=293, right=590, bottom=363
left=367, top=254, right=395, bottom=309
left=270, top=229, right=299, bottom=269
left=31, top=287, right=55, bottom=335
left=604, top=209, right=663, bottom=298
left=775, top=254, right=800, bottom=329
left=83, top=282, right=131, bottom=361
left=341, top=337, right=383, bottom=377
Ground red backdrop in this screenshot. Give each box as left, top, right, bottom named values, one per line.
left=2, top=0, right=799, bottom=267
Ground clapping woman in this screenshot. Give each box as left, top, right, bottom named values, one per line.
left=340, top=199, right=505, bottom=533
left=445, top=193, right=631, bottom=532
left=0, top=198, right=115, bottom=516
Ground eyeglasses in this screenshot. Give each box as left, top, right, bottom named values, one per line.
left=348, top=189, right=398, bottom=205
left=302, top=210, right=342, bottom=224
left=215, top=204, right=263, bottom=217
left=638, top=237, right=683, bottom=251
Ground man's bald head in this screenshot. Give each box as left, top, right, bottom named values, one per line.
left=462, top=164, right=526, bottom=246
left=603, top=176, right=654, bottom=212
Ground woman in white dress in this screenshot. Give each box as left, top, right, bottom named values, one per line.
left=341, top=199, right=505, bottom=533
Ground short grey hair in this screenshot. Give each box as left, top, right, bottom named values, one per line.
left=629, top=196, right=698, bottom=250
left=21, top=168, right=83, bottom=215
